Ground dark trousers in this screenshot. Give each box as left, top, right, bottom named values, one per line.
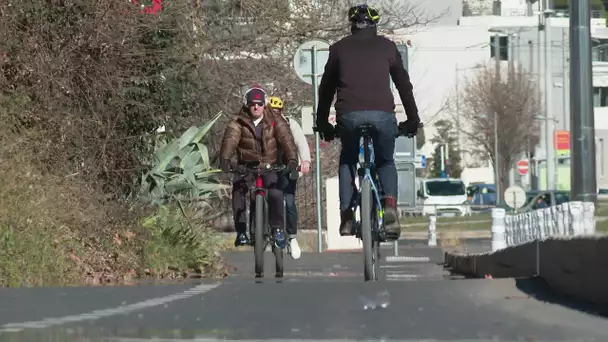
left=336, top=111, right=399, bottom=211
left=283, top=176, right=298, bottom=236
left=232, top=171, right=285, bottom=234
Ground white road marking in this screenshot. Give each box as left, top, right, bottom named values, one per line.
left=0, top=283, right=220, bottom=333
left=108, top=338, right=495, bottom=342
left=387, top=274, right=420, bottom=279
left=385, top=256, right=431, bottom=262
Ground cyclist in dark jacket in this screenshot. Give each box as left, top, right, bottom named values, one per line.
left=315, top=4, right=421, bottom=241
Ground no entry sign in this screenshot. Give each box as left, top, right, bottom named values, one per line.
left=517, top=159, right=530, bottom=176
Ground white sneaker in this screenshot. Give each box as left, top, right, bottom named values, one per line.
left=289, top=238, right=301, bottom=260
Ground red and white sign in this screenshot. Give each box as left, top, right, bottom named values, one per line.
left=517, top=159, right=530, bottom=176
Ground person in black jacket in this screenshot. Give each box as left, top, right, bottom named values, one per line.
left=315, top=4, right=421, bottom=241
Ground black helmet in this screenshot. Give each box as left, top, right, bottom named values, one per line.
left=348, top=4, right=380, bottom=25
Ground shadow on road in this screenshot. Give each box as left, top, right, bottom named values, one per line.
left=515, top=277, right=608, bottom=319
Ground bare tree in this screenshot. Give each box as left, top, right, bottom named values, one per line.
left=453, top=63, right=541, bottom=200
left=0, top=0, right=449, bottom=209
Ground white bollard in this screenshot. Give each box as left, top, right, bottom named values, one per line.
left=513, top=214, right=521, bottom=244
left=524, top=212, right=533, bottom=243
left=504, top=215, right=512, bottom=246
left=582, top=201, right=596, bottom=234
left=536, top=209, right=545, bottom=240
left=556, top=203, right=565, bottom=235
left=543, top=207, right=552, bottom=236
left=428, top=215, right=437, bottom=247
left=548, top=206, right=557, bottom=235
left=568, top=201, right=583, bottom=235
left=491, top=208, right=507, bottom=251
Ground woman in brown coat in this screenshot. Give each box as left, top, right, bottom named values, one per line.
left=219, top=86, right=298, bottom=249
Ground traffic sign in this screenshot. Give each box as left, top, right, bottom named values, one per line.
left=503, top=185, right=527, bottom=209
left=293, top=39, right=330, bottom=85
left=516, top=159, right=530, bottom=176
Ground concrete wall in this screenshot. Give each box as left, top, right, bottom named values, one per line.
left=444, top=236, right=608, bottom=304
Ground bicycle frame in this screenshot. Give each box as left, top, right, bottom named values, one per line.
left=243, top=166, right=287, bottom=249
left=355, top=135, right=385, bottom=240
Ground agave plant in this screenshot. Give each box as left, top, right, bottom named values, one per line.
left=139, top=111, right=229, bottom=218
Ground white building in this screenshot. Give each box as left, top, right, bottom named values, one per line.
left=389, top=0, right=608, bottom=190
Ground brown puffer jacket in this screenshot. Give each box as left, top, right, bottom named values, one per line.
left=219, top=107, right=298, bottom=166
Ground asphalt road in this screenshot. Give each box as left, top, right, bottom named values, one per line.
left=1, top=239, right=608, bottom=341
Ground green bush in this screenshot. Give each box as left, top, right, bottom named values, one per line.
left=138, top=111, right=229, bottom=275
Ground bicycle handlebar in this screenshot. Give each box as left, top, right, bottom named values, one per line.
left=229, top=163, right=301, bottom=180
left=312, top=121, right=424, bottom=140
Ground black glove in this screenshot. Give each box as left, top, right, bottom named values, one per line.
left=219, top=158, right=233, bottom=173
left=399, top=119, right=420, bottom=138
left=286, top=160, right=299, bottom=181
left=315, top=117, right=336, bottom=142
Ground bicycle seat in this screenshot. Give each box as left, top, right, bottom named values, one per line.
left=356, top=124, right=374, bottom=136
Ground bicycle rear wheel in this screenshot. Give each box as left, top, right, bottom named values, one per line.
left=254, top=194, right=265, bottom=278
left=371, top=209, right=381, bottom=281
left=361, top=178, right=375, bottom=281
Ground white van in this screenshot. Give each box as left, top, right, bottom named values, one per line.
left=417, top=178, right=470, bottom=217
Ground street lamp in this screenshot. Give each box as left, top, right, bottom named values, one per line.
left=541, top=9, right=557, bottom=191
left=487, top=25, right=536, bottom=204
left=474, top=113, right=499, bottom=204
left=535, top=115, right=560, bottom=190
left=454, top=63, right=484, bottom=163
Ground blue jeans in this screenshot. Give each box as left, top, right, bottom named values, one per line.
left=335, top=111, right=398, bottom=211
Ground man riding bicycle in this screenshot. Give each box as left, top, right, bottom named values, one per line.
left=268, top=95, right=311, bottom=260
left=219, top=85, right=299, bottom=248
left=315, top=4, right=421, bottom=241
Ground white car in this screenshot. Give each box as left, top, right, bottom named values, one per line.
left=417, top=178, right=471, bottom=217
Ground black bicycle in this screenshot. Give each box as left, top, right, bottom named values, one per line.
left=315, top=120, right=422, bottom=281
left=230, top=161, right=298, bottom=279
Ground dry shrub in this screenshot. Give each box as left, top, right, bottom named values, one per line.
left=0, top=144, right=142, bottom=286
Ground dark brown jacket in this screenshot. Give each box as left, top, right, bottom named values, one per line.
left=219, top=107, right=298, bottom=165
left=317, top=26, right=419, bottom=122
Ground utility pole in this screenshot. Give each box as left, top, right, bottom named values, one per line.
left=517, top=35, right=522, bottom=75
left=543, top=9, right=556, bottom=191
left=561, top=28, right=568, bottom=130
left=493, top=32, right=501, bottom=204
left=536, top=16, right=543, bottom=191
left=529, top=39, right=538, bottom=191
left=570, top=0, right=597, bottom=202
left=455, top=63, right=462, bottom=162
left=508, top=33, right=515, bottom=80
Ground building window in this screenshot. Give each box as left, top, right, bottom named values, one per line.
left=489, top=36, right=508, bottom=61
left=592, top=39, right=608, bottom=62
left=553, top=0, right=605, bottom=18
left=594, top=87, right=608, bottom=107
left=592, top=46, right=608, bottom=62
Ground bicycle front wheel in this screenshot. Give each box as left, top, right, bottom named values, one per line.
left=361, top=178, right=375, bottom=281
left=254, top=194, right=265, bottom=278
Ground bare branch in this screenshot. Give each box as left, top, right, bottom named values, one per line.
left=446, top=62, right=542, bottom=196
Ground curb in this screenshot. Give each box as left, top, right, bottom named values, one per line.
left=444, top=235, right=608, bottom=305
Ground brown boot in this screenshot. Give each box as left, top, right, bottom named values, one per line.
left=339, top=209, right=354, bottom=236
left=383, top=196, right=401, bottom=240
